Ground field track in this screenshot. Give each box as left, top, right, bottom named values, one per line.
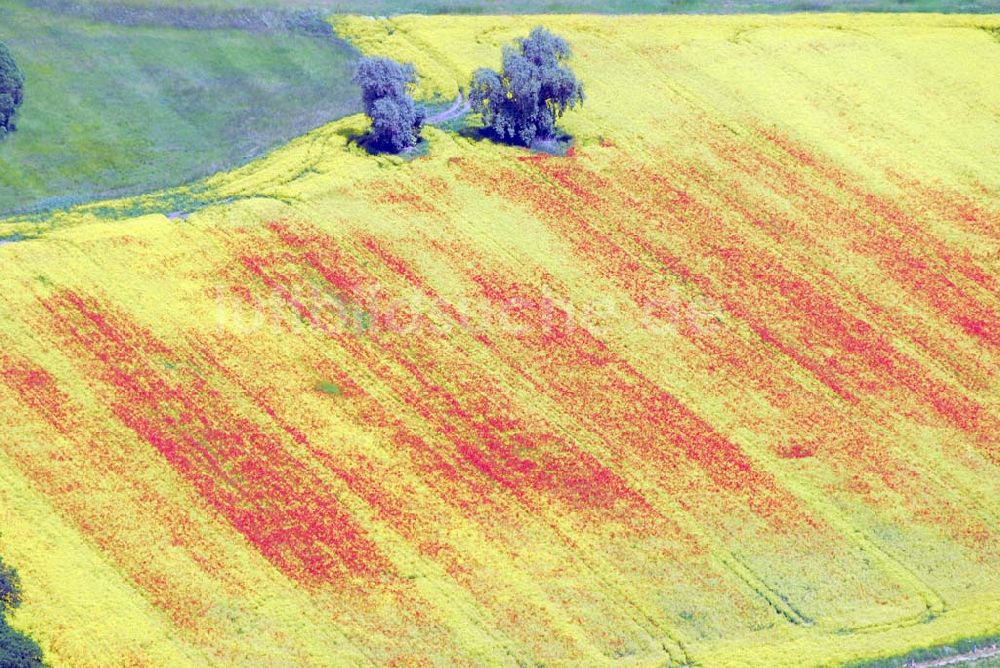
left=425, top=92, right=470, bottom=124
left=1, top=12, right=999, bottom=667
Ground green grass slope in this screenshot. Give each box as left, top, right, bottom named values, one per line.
left=0, top=2, right=360, bottom=216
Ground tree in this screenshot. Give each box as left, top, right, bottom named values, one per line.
left=0, top=41, right=24, bottom=138
left=352, top=56, right=425, bottom=153
left=469, top=27, right=584, bottom=147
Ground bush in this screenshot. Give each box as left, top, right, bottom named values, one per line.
left=469, top=27, right=583, bottom=146
left=0, top=41, right=24, bottom=138
left=353, top=56, right=425, bottom=153
left=0, top=558, right=44, bottom=667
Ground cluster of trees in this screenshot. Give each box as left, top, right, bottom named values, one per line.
left=354, top=26, right=582, bottom=154
left=0, top=558, right=44, bottom=667
left=469, top=27, right=584, bottom=146
left=0, top=41, right=24, bottom=138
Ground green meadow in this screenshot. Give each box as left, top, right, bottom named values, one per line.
left=0, top=1, right=360, bottom=216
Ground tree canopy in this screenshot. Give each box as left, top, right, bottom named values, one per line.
left=0, top=41, right=24, bottom=138
left=353, top=56, right=425, bottom=153
left=469, top=27, right=584, bottom=146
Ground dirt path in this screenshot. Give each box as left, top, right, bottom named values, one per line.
left=425, top=91, right=471, bottom=125
left=905, top=644, right=1000, bottom=667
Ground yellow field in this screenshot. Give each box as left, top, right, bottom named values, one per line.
left=1, top=14, right=999, bottom=667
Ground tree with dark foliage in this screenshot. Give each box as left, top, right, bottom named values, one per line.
left=0, top=557, right=44, bottom=667
left=353, top=56, right=425, bottom=153
left=0, top=41, right=24, bottom=139
left=469, top=27, right=583, bottom=146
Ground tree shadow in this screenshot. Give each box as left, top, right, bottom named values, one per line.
left=457, top=125, right=575, bottom=156
left=337, top=127, right=429, bottom=159
left=0, top=558, right=44, bottom=667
